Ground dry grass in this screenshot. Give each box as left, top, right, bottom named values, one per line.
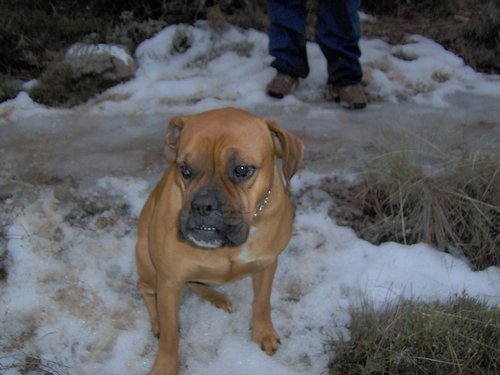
left=329, top=297, right=500, bottom=375
left=0, top=355, right=69, bottom=375
left=28, top=62, right=132, bottom=108
left=326, top=129, right=500, bottom=270
left=0, top=77, right=21, bottom=102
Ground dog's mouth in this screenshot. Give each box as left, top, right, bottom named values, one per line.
left=179, top=189, right=249, bottom=249
left=184, top=223, right=226, bottom=249
left=195, top=224, right=217, bottom=232
left=182, top=219, right=249, bottom=249
left=187, top=230, right=223, bottom=249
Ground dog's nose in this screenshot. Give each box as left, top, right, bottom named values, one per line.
left=191, top=193, right=219, bottom=216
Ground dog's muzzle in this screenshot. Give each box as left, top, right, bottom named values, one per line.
left=179, top=190, right=249, bottom=249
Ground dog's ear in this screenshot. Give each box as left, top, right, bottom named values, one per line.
left=266, top=120, right=304, bottom=191
left=164, top=116, right=187, bottom=162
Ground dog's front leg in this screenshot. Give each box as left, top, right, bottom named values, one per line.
left=150, top=278, right=184, bottom=375
left=251, top=260, right=281, bottom=355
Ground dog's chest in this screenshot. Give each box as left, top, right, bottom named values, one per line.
left=193, top=244, right=274, bottom=284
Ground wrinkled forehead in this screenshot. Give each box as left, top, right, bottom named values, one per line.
left=177, top=111, right=273, bottom=164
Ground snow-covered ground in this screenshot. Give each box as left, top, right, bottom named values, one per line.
left=1, top=19, right=499, bottom=375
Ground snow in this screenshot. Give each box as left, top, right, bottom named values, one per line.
left=3, top=21, right=500, bottom=121
left=1, top=20, right=499, bottom=375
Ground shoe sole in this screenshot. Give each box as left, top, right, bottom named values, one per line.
left=342, top=101, right=367, bottom=109
left=267, top=90, right=285, bottom=99
left=334, top=96, right=367, bottom=110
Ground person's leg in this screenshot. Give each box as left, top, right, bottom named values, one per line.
left=268, top=0, right=309, bottom=78
left=315, top=0, right=363, bottom=86
left=316, top=0, right=366, bottom=108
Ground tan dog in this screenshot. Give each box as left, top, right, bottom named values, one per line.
left=135, top=107, right=304, bottom=375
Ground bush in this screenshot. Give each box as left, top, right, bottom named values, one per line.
left=361, top=0, right=458, bottom=19
left=0, top=3, right=106, bottom=76
left=455, top=1, right=500, bottom=73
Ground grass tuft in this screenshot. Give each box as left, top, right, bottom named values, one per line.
left=29, top=62, right=123, bottom=108
left=0, top=77, right=21, bottom=102
left=329, top=297, right=500, bottom=375
left=326, top=129, right=500, bottom=270
left=0, top=354, right=69, bottom=375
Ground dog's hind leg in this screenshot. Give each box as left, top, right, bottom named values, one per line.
left=136, top=199, right=160, bottom=337
left=188, top=283, right=233, bottom=313
left=136, top=247, right=159, bottom=336
left=136, top=244, right=159, bottom=336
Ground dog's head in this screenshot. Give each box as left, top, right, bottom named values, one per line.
left=164, top=107, right=303, bottom=249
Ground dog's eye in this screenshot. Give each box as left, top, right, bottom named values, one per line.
left=179, top=164, right=193, bottom=180
left=233, top=165, right=255, bottom=180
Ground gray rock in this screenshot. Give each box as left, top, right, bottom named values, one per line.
left=171, top=26, right=192, bottom=54
left=64, top=43, right=136, bottom=81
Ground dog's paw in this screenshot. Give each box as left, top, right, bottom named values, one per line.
left=149, top=356, right=177, bottom=375
left=208, top=293, right=233, bottom=313
left=252, top=326, right=281, bottom=355
left=189, top=283, right=233, bottom=313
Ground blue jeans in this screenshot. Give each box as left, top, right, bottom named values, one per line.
left=268, top=0, right=362, bottom=86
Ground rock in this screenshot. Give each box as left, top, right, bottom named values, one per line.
left=64, top=43, right=136, bottom=81
left=171, top=27, right=192, bottom=54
